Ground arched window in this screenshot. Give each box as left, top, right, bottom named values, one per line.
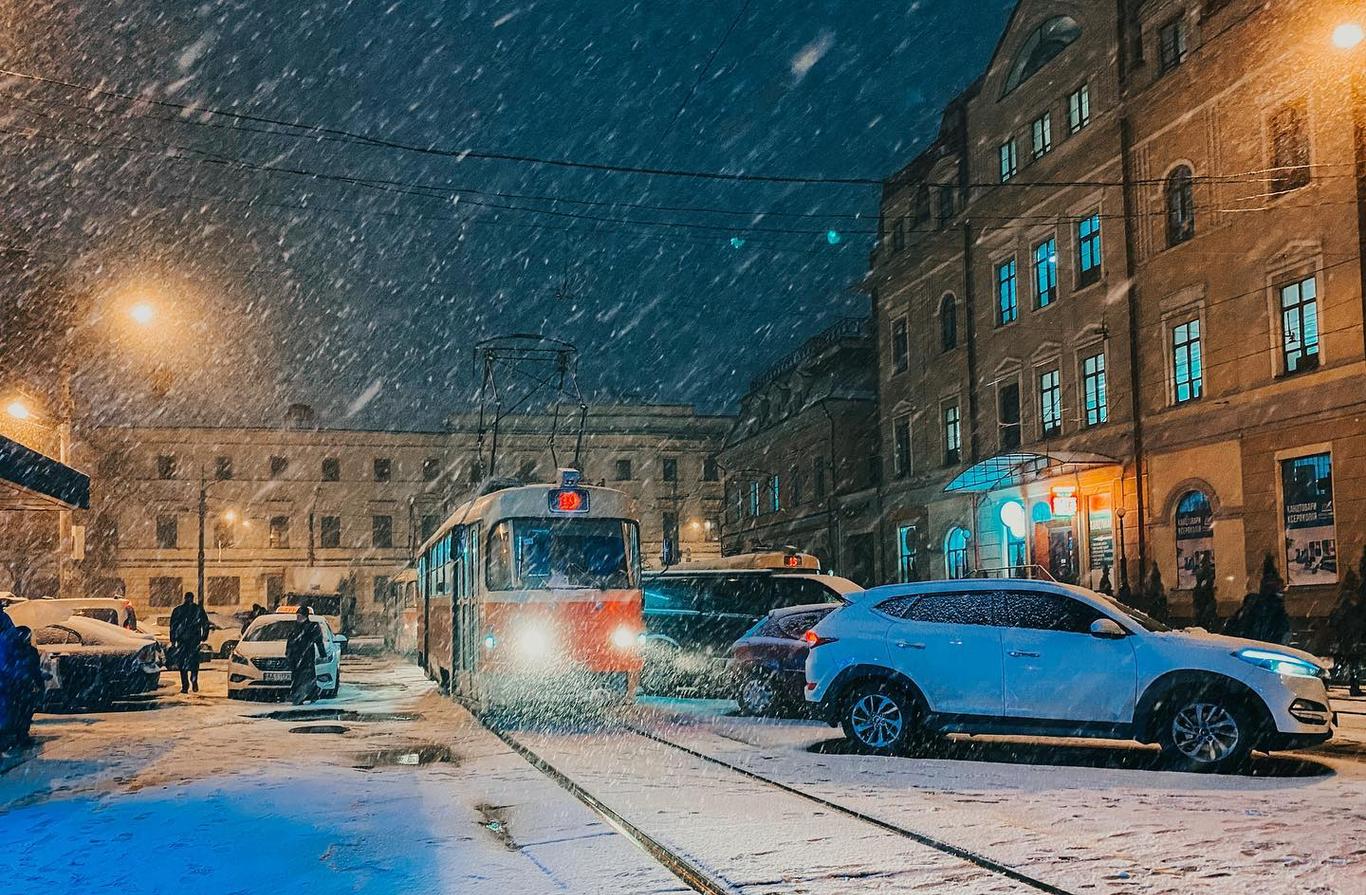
left=1174, top=490, right=1214, bottom=589
left=939, top=293, right=958, bottom=351
left=1166, top=165, right=1195, bottom=246
left=944, top=527, right=971, bottom=578
left=1003, top=16, right=1082, bottom=96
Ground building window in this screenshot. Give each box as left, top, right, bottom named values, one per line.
left=662, top=512, right=680, bottom=562
left=998, top=138, right=1018, bottom=182
left=897, top=524, right=920, bottom=582
left=702, top=455, right=719, bottom=482
left=661, top=457, right=678, bottom=482
left=747, top=480, right=760, bottom=518
left=892, top=219, right=906, bottom=253
left=1158, top=16, right=1187, bottom=73
left=891, top=315, right=910, bottom=373
left=996, top=258, right=1019, bottom=324
left=1280, top=452, right=1336, bottom=587
left=1174, top=490, right=1214, bottom=591
left=1165, top=166, right=1196, bottom=245
left=1031, top=112, right=1052, bottom=159
left=945, top=527, right=971, bottom=579
left=1032, top=238, right=1058, bottom=307
left=912, top=183, right=932, bottom=228
left=149, top=576, right=182, bottom=608
left=422, top=457, right=441, bottom=482
left=1067, top=84, right=1091, bottom=134
left=999, top=382, right=1021, bottom=450
left=1039, top=368, right=1062, bottom=436
left=1076, top=212, right=1102, bottom=287
left=372, top=515, right=394, bottom=549
left=320, top=515, right=342, bottom=549
left=269, top=456, right=288, bottom=479
left=1280, top=275, right=1320, bottom=374
left=373, top=457, right=392, bottom=482
left=1172, top=319, right=1204, bottom=402
left=214, top=456, right=233, bottom=480
left=156, top=455, right=176, bottom=480
left=791, top=468, right=805, bottom=506
left=1269, top=100, right=1311, bottom=194
left=943, top=404, right=961, bottom=466
left=937, top=184, right=956, bottom=227
left=768, top=475, right=781, bottom=513
left=206, top=576, right=240, bottom=607
left=939, top=294, right=958, bottom=350
left=893, top=415, right=912, bottom=479
left=1083, top=352, right=1108, bottom=426
left=614, top=458, right=633, bottom=481
left=812, top=459, right=826, bottom=502
left=213, top=517, right=235, bottom=548
left=155, top=514, right=178, bottom=549
left=421, top=514, right=440, bottom=542
left=704, top=516, right=721, bottom=542
left=321, top=457, right=340, bottom=481
left=268, top=516, right=289, bottom=549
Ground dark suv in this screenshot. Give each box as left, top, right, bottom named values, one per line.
left=641, top=570, right=860, bottom=694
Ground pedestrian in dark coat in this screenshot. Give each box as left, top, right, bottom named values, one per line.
left=169, top=593, right=210, bottom=693
left=241, top=603, right=268, bottom=634
left=285, top=606, right=327, bottom=705
left=0, top=609, right=43, bottom=749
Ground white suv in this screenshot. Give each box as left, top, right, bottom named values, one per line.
left=805, top=579, right=1332, bottom=771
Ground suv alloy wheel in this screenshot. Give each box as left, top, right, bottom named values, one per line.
left=736, top=671, right=780, bottom=716
left=841, top=682, right=918, bottom=755
left=1158, top=693, right=1254, bottom=773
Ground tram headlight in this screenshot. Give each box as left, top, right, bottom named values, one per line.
left=516, top=624, right=553, bottom=658
left=483, top=632, right=497, bottom=651
left=610, top=626, right=641, bottom=650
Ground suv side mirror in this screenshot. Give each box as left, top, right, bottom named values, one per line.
left=1090, top=617, right=1127, bottom=639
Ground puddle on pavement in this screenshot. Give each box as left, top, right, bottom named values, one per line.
left=351, top=744, right=455, bottom=769
left=288, top=724, right=351, bottom=734
left=256, top=709, right=422, bottom=723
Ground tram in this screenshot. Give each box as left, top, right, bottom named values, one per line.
left=415, top=469, right=644, bottom=705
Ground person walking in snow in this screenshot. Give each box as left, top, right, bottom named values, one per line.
left=169, top=592, right=210, bottom=693
left=286, top=606, right=327, bottom=705
left=0, top=608, right=43, bottom=749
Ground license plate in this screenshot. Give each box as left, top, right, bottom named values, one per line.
left=262, top=671, right=291, bottom=682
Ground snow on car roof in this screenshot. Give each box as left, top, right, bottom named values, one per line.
left=45, top=615, right=149, bottom=646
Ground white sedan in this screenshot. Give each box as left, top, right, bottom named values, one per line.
left=227, top=613, right=344, bottom=700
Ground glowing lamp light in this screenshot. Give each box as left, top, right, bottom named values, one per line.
left=1333, top=22, right=1364, bottom=49
left=783, top=554, right=801, bottom=568
left=5, top=400, right=31, bottom=421
left=1000, top=501, right=1028, bottom=539
left=825, top=229, right=842, bottom=245
left=128, top=301, right=156, bottom=326
left=1050, top=486, right=1079, bottom=517
left=554, top=490, right=584, bottom=512
left=730, top=236, right=746, bottom=249
left=610, top=626, right=639, bottom=650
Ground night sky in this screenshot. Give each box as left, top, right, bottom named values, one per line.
left=0, top=0, right=1015, bottom=429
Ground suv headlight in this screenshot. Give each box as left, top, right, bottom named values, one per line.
left=1234, top=648, right=1323, bottom=679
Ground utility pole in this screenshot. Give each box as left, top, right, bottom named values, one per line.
left=196, top=467, right=207, bottom=606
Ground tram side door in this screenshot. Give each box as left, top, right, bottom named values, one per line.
left=454, top=524, right=482, bottom=676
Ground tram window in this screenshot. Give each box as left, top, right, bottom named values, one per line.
left=644, top=579, right=698, bottom=612
left=486, top=522, right=515, bottom=591
left=487, top=518, right=636, bottom=590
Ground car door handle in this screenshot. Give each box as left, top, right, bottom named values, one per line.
left=1008, top=650, right=1040, bottom=658
left=895, top=641, right=926, bottom=650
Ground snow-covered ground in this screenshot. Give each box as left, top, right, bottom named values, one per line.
left=6, top=657, right=1366, bottom=893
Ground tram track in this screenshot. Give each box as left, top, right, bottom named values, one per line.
left=470, top=702, right=1081, bottom=895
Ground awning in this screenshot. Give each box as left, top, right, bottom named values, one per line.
left=0, top=435, right=90, bottom=510
left=944, top=450, right=1119, bottom=494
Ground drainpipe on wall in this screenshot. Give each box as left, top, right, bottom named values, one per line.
left=1118, top=114, right=1149, bottom=578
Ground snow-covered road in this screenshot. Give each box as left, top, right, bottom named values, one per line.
left=5, top=655, right=1365, bottom=893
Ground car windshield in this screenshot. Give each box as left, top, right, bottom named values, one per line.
left=244, top=620, right=328, bottom=642
left=488, top=518, right=639, bottom=590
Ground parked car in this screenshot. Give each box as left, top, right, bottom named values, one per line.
left=227, top=613, right=344, bottom=700
left=805, top=579, right=1334, bottom=772
left=33, top=616, right=163, bottom=709
left=152, top=611, right=243, bottom=662
left=728, top=603, right=839, bottom=716
left=8, top=597, right=138, bottom=631
left=642, top=567, right=861, bottom=694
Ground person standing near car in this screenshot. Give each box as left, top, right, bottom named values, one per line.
left=0, top=608, right=42, bottom=749
left=286, top=606, right=327, bottom=705
left=169, top=592, right=210, bottom=693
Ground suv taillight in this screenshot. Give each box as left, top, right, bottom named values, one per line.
left=802, top=630, right=837, bottom=648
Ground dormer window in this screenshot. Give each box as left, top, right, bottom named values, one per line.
left=1002, top=16, right=1082, bottom=97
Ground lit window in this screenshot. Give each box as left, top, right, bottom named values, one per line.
left=942, top=404, right=961, bottom=466
left=1280, top=276, right=1320, bottom=374
left=747, top=481, right=760, bottom=518
left=1039, top=369, right=1062, bottom=436
left=768, top=475, right=781, bottom=513
left=1076, top=212, right=1102, bottom=287
left=1172, top=319, right=1203, bottom=403
left=1067, top=84, right=1091, bottom=134
left=1031, top=112, right=1053, bottom=159
left=1083, top=353, right=1108, bottom=426
left=996, top=258, right=1019, bottom=324
left=944, top=527, right=971, bottom=579
left=1033, top=238, right=1058, bottom=307
left=897, top=524, right=920, bottom=582
left=998, top=138, right=1019, bottom=183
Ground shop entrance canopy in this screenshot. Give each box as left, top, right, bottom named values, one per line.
left=0, top=435, right=90, bottom=510
left=944, top=450, right=1118, bottom=494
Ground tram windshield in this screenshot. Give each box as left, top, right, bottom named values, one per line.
left=487, top=518, right=640, bottom=591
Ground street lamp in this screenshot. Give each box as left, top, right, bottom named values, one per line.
left=6, top=400, right=32, bottom=421
left=128, top=301, right=156, bottom=327
left=1333, top=22, right=1364, bottom=50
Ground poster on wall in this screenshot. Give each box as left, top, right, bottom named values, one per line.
left=1281, top=452, right=1337, bottom=586
left=1175, top=491, right=1214, bottom=590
